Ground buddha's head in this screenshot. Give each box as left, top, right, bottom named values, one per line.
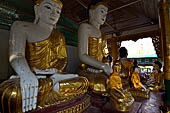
left=88, top=0, right=108, bottom=25
left=34, top=0, right=62, bottom=25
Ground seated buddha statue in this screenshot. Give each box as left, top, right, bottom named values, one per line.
left=78, top=0, right=111, bottom=95
left=77, top=0, right=134, bottom=111
left=147, top=61, right=164, bottom=91
left=109, top=66, right=134, bottom=111
left=116, top=47, right=134, bottom=86
left=0, top=0, right=89, bottom=113
left=117, top=47, right=149, bottom=99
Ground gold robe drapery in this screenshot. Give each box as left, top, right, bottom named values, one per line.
left=78, top=33, right=108, bottom=94
left=26, top=29, right=67, bottom=72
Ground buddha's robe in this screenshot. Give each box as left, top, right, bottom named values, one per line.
left=78, top=33, right=108, bottom=94
left=116, top=60, right=149, bottom=98
left=131, top=72, right=142, bottom=89
left=114, top=60, right=134, bottom=88
left=120, top=61, right=134, bottom=79
left=116, top=60, right=144, bottom=89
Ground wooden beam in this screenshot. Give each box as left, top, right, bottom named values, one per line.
left=104, top=22, right=114, bottom=31
left=115, top=29, right=160, bottom=42
left=121, top=24, right=159, bottom=36
left=104, top=18, right=153, bottom=35
left=108, top=0, right=142, bottom=14
left=75, top=0, right=87, bottom=9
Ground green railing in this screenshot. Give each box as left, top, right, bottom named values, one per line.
left=128, top=57, right=161, bottom=65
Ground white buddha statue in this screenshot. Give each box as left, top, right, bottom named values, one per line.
left=78, top=0, right=112, bottom=94
left=77, top=0, right=134, bottom=111
left=0, top=0, right=89, bottom=113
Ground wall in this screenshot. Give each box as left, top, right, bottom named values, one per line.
left=66, top=45, right=80, bottom=73
left=0, top=29, right=10, bottom=81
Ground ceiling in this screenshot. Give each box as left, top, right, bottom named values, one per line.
left=62, top=0, right=159, bottom=35
left=3, top=0, right=159, bottom=35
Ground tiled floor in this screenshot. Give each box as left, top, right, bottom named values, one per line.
left=138, top=91, right=164, bottom=113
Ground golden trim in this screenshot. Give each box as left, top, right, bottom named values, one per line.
left=110, top=97, right=133, bottom=112
left=1, top=84, right=14, bottom=113
left=36, top=0, right=63, bottom=8
left=129, top=89, right=150, bottom=99
left=55, top=96, right=90, bottom=113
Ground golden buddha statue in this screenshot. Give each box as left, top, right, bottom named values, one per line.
left=148, top=61, right=164, bottom=91
left=131, top=72, right=142, bottom=89
left=109, top=72, right=134, bottom=111
left=129, top=71, right=150, bottom=99
left=116, top=47, right=150, bottom=99
left=0, top=0, right=89, bottom=113
left=115, top=47, right=134, bottom=87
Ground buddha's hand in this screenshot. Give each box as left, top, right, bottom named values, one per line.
left=34, top=68, right=58, bottom=74
left=51, top=73, right=79, bottom=91
left=53, top=82, right=60, bottom=92
left=20, top=74, right=38, bottom=112
left=103, top=64, right=113, bottom=76
left=141, top=84, right=147, bottom=91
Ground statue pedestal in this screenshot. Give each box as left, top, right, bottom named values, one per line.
left=89, top=92, right=108, bottom=108
left=29, top=94, right=90, bottom=113
left=129, top=88, right=150, bottom=101
left=103, top=101, right=142, bottom=113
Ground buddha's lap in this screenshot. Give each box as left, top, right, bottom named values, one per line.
left=0, top=76, right=89, bottom=112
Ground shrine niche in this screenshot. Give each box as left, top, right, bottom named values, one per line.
left=152, top=35, right=163, bottom=60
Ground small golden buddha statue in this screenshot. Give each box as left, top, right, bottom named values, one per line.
left=130, top=72, right=150, bottom=99
left=117, top=47, right=150, bottom=99
left=109, top=71, right=134, bottom=111
left=131, top=72, right=142, bottom=89
left=148, top=61, right=164, bottom=91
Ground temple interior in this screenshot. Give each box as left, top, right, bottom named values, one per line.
left=0, top=0, right=170, bottom=113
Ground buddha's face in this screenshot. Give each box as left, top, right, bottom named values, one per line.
left=35, top=0, right=61, bottom=25
left=117, top=81, right=122, bottom=89
left=90, top=4, right=108, bottom=25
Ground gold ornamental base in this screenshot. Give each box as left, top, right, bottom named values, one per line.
left=129, top=88, right=150, bottom=100
left=109, top=97, right=134, bottom=112
left=30, top=95, right=90, bottom=113
left=56, top=96, right=90, bottom=113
